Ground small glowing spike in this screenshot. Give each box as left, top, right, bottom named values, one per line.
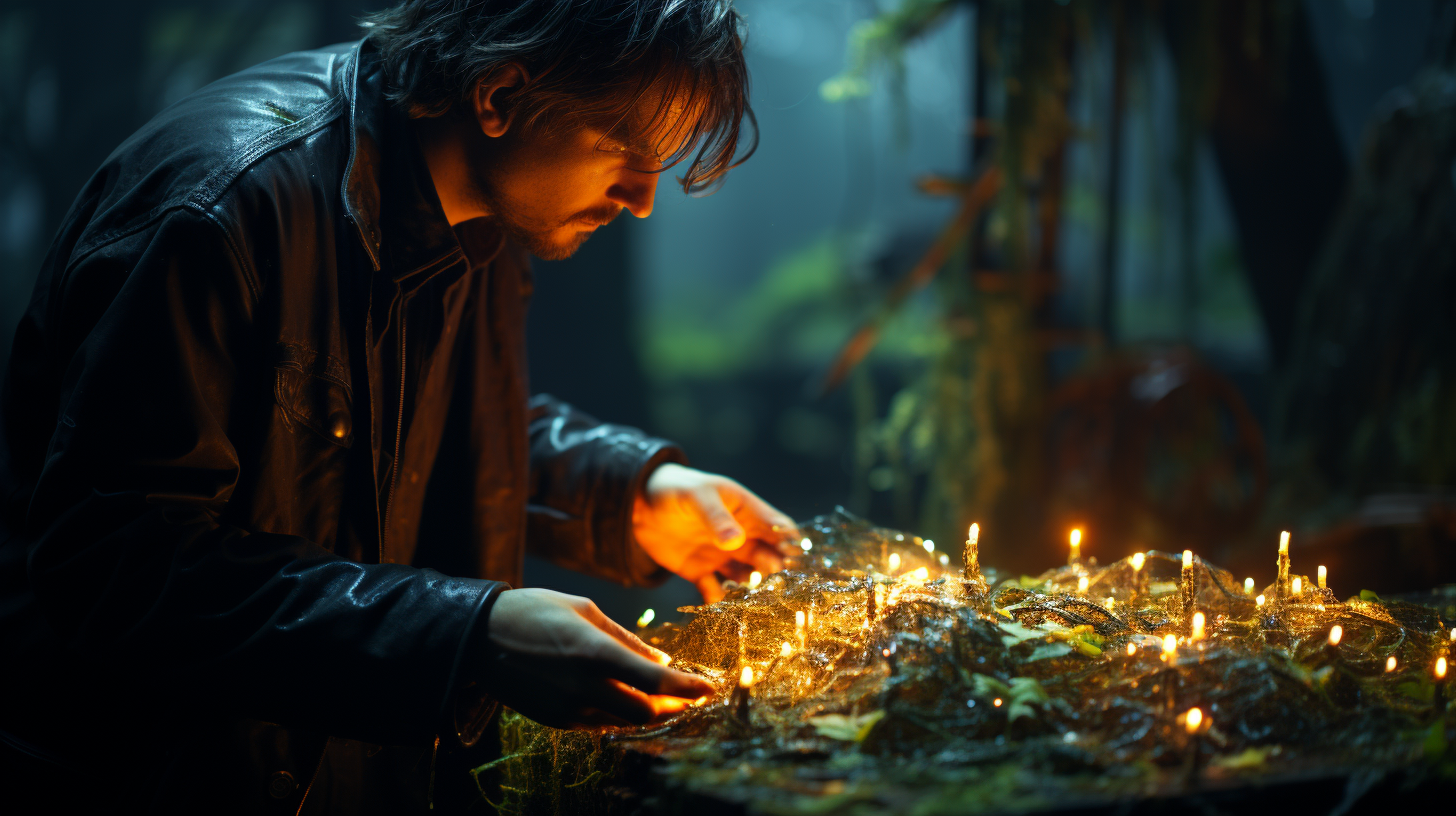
left=636, top=608, right=656, bottom=628
left=1279, top=531, right=1290, bottom=554
left=1182, top=549, right=1193, bottom=569
left=1184, top=707, right=1203, bottom=733
left=748, top=571, right=762, bottom=589
left=1317, top=565, right=1327, bottom=590
left=1126, top=642, right=1137, bottom=656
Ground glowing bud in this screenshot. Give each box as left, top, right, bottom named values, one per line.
left=1077, top=576, right=1090, bottom=593
left=636, top=608, right=656, bottom=628
left=1279, top=530, right=1290, bottom=555
left=739, top=665, right=754, bottom=687
left=1438, top=657, right=1448, bottom=680
left=888, top=553, right=901, bottom=572
left=1069, top=529, right=1082, bottom=560
left=1386, top=656, right=1398, bottom=672
left=1256, top=594, right=1266, bottom=608
left=748, top=571, right=762, bottom=589
left=1244, top=577, right=1255, bottom=595
left=1191, top=611, right=1206, bottom=641
left=1182, top=549, right=1193, bottom=570
left=1184, top=707, right=1203, bottom=733
left=1327, top=625, right=1342, bottom=647
left=1292, top=577, right=1303, bottom=595
left=923, top=539, right=935, bottom=553
left=968, top=524, right=980, bottom=546
left=1317, top=565, right=1327, bottom=590
left=1131, top=552, right=1145, bottom=572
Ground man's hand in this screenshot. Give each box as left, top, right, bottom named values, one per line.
left=632, top=463, right=799, bottom=602
left=483, top=588, right=714, bottom=729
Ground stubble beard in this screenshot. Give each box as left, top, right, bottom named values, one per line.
left=470, top=163, right=620, bottom=261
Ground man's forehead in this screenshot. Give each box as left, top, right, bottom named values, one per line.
left=617, top=82, right=707, bottom=157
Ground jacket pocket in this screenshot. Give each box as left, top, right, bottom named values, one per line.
left=274, top=342, right=354, bottom=447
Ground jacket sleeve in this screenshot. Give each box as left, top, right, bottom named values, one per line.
left=17, top=208, right=503, bottom=746
left=525, top=394, right=685, bottom=586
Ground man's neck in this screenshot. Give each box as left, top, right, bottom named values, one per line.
left=411, top=113, right=493, bottom=227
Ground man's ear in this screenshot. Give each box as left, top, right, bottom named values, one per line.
left=472, top=63, right=530, bottom=138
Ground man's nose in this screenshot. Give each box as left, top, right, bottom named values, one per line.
left=607, top=172, right=658, bottom=219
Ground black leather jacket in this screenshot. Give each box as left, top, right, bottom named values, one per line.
left=0, top=40, right=679, bottom=812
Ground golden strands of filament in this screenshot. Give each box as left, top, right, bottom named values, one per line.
left=1244, top=577, right=1255, bottom=595
left=636, top=608, right=656, bottom=628
left=1191, top=611, right=1206, bottom=641
left=1386, top=655, right=1398, bottom=672
left=1256, top=594, right=1266, bottom=608
left=748, top=571, right=762, bottom=589
left=1317, top=565, right=1327, bottom=590
left=739, top=665, right=754, bottom=687
left=1292, top=577, right=1303, bottom=595
left=1184, top=707, right=1204, bottom=734
left=1130, top=552, right=1146, bottom=572
left=1328, top=625, right=1343, bottom=647
left=780, top=641, right=793, bottom=658
left=887, top=552, right=901, bottom=573
left=1077, top=576, right=1090, bottom=593
left=1437, top=657, right=1448, bottom=680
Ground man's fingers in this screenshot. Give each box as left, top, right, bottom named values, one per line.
left=590, top=638, right=715, bottom=701
left=581, top=603, right=672, bottom=665
left=693, top=487, right=745, bottom=550
left=696, top=574, right=724, bottom=604
left=731, top=484, right=799, bottom=543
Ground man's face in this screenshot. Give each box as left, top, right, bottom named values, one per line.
left=470, top=89, right=695, bottom=260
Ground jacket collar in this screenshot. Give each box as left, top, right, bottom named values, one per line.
left=341, top=40, right=505, bottom=284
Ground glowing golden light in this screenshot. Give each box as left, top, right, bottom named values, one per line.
left=1126, top=642, right=1137, bottom=656
left=1449, top=627, right=1454, bottom=641
left=1317, top=565, right=1327, bottom=590
left=1131, top=552, right=1145, bottom=572
left=1437, top=657, right=1448, bottom=680
left=1244, top=577, right=1255, bottom=594
left=1386, top=656, right=1397, bottom=672
left=993, top=697, right=1003, bottom=707
left=1105, top=596, right=1115, bottom=610
left=739, top=665, right=754, bottom=687
left=1182, top=549, right=1193, bottom=570
left=1328, top=625, right=1342, bottom=647
left=748, top=571, right=763, bottom=589
left=1162, top=634, right=1178, bottom=656
left=780, top=641, right=793, bottom=658
left=1191, top=611, right=1206, bottom=641
left=1077, top=576, right=1090, bottom=593
left=968, top=524, right=980, bottom=546
left=636, top=608, right=656, bottom=628
left=1256, top=594, right=1266, bottom=608
left=800, top=537, right=812, bottom=551
left=1292, top=577, right=1303, bottom=595
left=1069, top=528, right=1082, bottom=561
left=888, top=552, right=901, bottom=573
left=906, top=566, right=930, bottom=583
left=923, top=539, right=935, bottom=553
left=1184, top=707, right=1203, bottom=733
left=1279, top=530, right=1290, bottom=554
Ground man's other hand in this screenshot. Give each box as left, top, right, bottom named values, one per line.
left=632, top=463, right=799, bottom=602
left=484, top=588, right=715, bottom=729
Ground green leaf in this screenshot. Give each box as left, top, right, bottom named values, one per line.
left=809, top=709, right=886, bottom=742
left=1211, top=746, right=1274, bottom=771
left=1360, top=589, right=1382, bottom=601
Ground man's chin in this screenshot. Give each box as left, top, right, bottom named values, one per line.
left=521, top=227, right=595, bottom=261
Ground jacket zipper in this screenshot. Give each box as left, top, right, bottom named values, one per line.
left=383, top=292, right=407, bottom=552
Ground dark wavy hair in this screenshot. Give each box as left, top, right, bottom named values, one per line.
left=361, top=0, right=757, bottom=195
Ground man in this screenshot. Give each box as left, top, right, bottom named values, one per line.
left=0, top=1, right=789, bottom=812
